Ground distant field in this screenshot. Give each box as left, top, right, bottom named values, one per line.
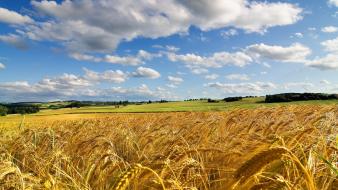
left=1, top=98, right=338, bottom=125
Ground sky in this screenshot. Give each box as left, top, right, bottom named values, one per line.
left=0, top=0, right=338, bottom=102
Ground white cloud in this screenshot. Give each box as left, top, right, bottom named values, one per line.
left=168, top=51, right=252, bottom=74
left=321, top=26, right=338, bottom=33
left=205, top=74, right=219, bottom=80
left=10, top=0, right=301, bottom=53
left=0, top=63, right=5, bottom=70
left=0, top=72, right=175, bottom=101
left=294, top=32, right=303, bottom=38
left=283, top=82, right=314, bottom=90
left=70, top=52, right=102, bottom=62
left=226, top=74, right=250, bottom=81
left=0, top=34, right=28, bottom=49
left=0, top=8, right=33, bottom=25
left=0, top=66, right=163, bottom=101
left=0, top=79, right=176, bottom=101
left=131, top=67, right=161, bottom=79
left=306, top=54, right=338, bottom=70
left=321, top=37, right=338, bottom=52
left=190, top=67, right=209, bottom=75
left=104, top=55, right=143, bottom=66
left=232, top=2, right=302, bottom=33
left=152, top=45, right=180, bottom=52
left=246, top=43, right=311, bottom=63
left=70, top=50, right=158, bottom=65
left=303, top=37, right=338, bottom=70
left=166, top=84, right=178, bottom=88
left=206, top=81, right=276, bottom=94
left=109, top=84, right=177, bottom=100
left=320, top=80, right=331, bottom=85
left=168, top=76, right=183, bottom=85
left=166, top=45, right=180, bottom=52
left=83, top=68, right=128, bottom=83
left=328, top=0, right=338, bottom=7
left=220, top=29, right=238, bottom=38
left=0, top=74, right=92, bottom=100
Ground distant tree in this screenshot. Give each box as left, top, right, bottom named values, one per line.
left=5, top=104, right=40, bottom=114
left=66, top=102, right=81, bottom=109
left=207, top=99, right=219, bottom=103
left=0, top=105, right=8, bottom=116
left=265, top=93, right=338, bottom=103
left=224, top=97, right=242, bottom=102
left=48, top=105, right=62, bottom=109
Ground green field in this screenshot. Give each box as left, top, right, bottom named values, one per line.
left=2, top=97, right=338, bottom=120
left=45, top=98, right=338, bottom=113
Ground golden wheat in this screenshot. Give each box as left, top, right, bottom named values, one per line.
left=0, top=105, right=337, bottom=189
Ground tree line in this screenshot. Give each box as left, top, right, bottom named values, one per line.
left=265, top=93, right=338, bottom=103
left=0, top=103, right=40, bottom=116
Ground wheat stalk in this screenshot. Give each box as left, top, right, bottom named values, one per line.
left=234, top=147, right=289, bottom=183
left=113, top=164, right=143, bottom=190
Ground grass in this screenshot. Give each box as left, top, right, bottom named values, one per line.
left=0, top=104, right=337, bottom=189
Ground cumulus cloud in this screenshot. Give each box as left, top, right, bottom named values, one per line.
left=226, top=74, right=250, bottom=81
left=108, top=84, right=177, bottom=100
left=0, top=79, right=176, bottom=101
left=293, top=32, right=303, bottom=38
left=233, top=2, right=302, bottom=33
left=306, top=54, right=338, bottom=70
left=168, top=76, right=183, bottom=85
left=0, top=66, right=163, bottom=101
left=321, top=26, right=338, bottom=33
left=205, top=74, right=219, bottom=80
left=104, top=55, right=143, bottom=66
left=69, top=50, right=158, bottom=65
left=246, top=43, right=311, bottom=63
left=70, top=53, right=102, bottom=62
left=83, top=67, right=161, bottom=83
left=220, top=29, right=238, bottom=38
left=0, top=70, right=171, bottom=101
left=190, top=68, right=209, bottom=75
left=0, top=73, right=92, bottom=100
left=321, top=37, right=338, bottom=52
left=320, top=80, right=331, bottom=85
left=166, top=46, right=180, bottom=52
left=0, top=34, right=28, bottom=49
left=0, top=0, right=301, bottom=53
left=283, top=82, right=314, bottom=90
left=0, top=8, right=33, bottom=25
left=165, top=42, right=319, bottom=72
left=0, top=63, right=5, bottom=70
left=83, top=68, right=128, bottom=83
left=328, top=0, right=338, bottom=7
left=131, top=67, right=161, bottom=79
left=167, top=51, right=252, bottom=74
left=206, top=81, right=276, bottom=94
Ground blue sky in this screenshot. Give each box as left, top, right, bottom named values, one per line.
left=0, top=0, right=338, bottom=102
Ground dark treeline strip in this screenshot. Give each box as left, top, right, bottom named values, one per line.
left=224, top=97, right=243, bottom=102
left=0, top=103, right=40, bottom=115
left=265, top=93, right=338, bottom=103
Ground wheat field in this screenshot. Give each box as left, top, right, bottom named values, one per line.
left=0, top=105, right=337, bottom=189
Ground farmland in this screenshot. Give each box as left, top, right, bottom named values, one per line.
left=0, top=101, right=337, bottom=189
left=1, top=97, right=338, bottom=124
